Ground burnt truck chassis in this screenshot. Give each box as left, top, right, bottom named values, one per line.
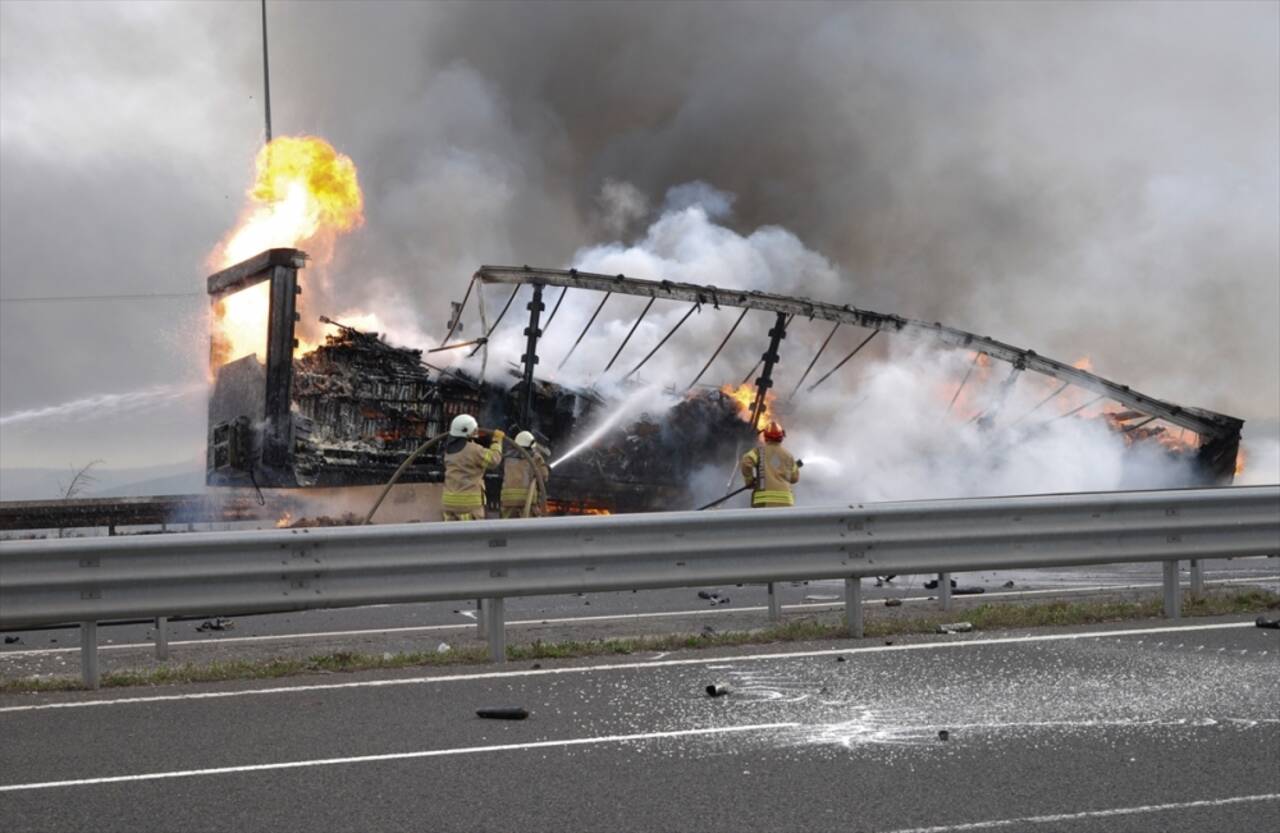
left=204, top=249, right=753, bottom=512
left=204, top=250, right=1241, bottom=515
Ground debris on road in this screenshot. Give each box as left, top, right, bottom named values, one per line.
left=1002, top=580, right=1016, bottom=588
left=923, top=578, right=958, bottom=590
left=836, top=656, right=847, bottom=663
left=705, top=684, right=730, bottom=697
left=476, top=708, right=529, bottom=720
left=697, top=590, right=717, bottom=600
left=1256, top=616, right=1280, bottom=630
left=196, top=618, right=233, bottom=631
left=936, top=622, right=974, bottom=634
left=3, top=636, right=20, bottom=644
left=804, top=594, right=838, bottom=601
left=954, top=587, right=986, bottom=595
left=938, top=730, right=951, bottom=741
left=884, top=598, right=903, bottom=607
left=436, top=642, right=452, bottom=653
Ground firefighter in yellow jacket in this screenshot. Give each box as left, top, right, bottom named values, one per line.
left=501, top=431, right=550, bottom=518
left=441, top=414, right=503, bottom=521
left=740, top=421, right=800, bottom=507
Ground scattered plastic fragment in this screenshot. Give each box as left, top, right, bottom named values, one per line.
left=718, top=597, right=731, bottom=604
left=197, top=618, right=233, bottom=632
left=1256, top=616, right=1280, bottom=630
left=884, top=599, right=903, bottom=607
left=1002, top=580, right=1016, bottom=588
left=938, top=730, right=951, bottom=741
left=936, top=622, right=974, bottom=634
left=706, top=684, right=730, bottom=697
left=436, top=642, right=452, bottom=654
left=923, top=578, right=958, bottom=590
left=836, top=656, right=847, bottom=663
left=476, top=707, right=529, bottom=720
left=954, top=587, right=985, bottom=595
left=382, top=652, right=393, bottom=661
left=804, top=594, right=838, bottom=601
left=3, top=636, right=19, bottom=644
left=697, top=590, right=716, bottom=600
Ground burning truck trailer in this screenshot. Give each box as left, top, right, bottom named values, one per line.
left=204, top=249, right=757, bottom=520
left=204, top=250, right=1243, bottom=524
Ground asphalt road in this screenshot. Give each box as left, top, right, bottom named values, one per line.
left=2, top=618, right=1277, bottom=832
left=2, top=557, right=1275, bottom=656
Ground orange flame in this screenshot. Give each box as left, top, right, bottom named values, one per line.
left=720, top=382, right=777, bottom=429
left=209, top=136, right=365, bottom=368
left=1235, top=448, right=1246, bottom=477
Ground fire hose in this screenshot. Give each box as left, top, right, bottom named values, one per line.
left=697, top=459, right=803, bottom=511
left=363, top=430, right=548, bottom=524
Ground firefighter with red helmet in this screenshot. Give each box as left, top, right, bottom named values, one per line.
left=740, top=420, right=801, bottom=507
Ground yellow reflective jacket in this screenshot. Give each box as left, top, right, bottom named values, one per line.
left=741, top=443, right=799, bottom=507
left=443, top=435, right=503, bottom=511
left=501, top=450, right=550, bottom=512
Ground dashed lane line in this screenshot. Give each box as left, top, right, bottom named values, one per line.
left=878, top=793, right=1280, bottom=832
left=0, top=722, right=799, bottom=792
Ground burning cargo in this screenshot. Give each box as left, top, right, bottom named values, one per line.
left=204, top=249, right=1242, bottom=518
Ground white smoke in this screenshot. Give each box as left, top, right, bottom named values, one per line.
left=454, top=181, right=1224, bottom=504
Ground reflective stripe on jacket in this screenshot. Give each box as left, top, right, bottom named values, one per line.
left=740, top=443, right=799, bottom=508
left=501, top=450, right=550, bottom=509
left=443, top=435, right=503, bottom=510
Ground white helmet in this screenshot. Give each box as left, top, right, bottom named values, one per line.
left=449, top=414, right=479, bottom=438
left=514, top=430, right=535, bottom=448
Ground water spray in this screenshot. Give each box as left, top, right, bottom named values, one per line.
left=550, top=385, right=662, bottom=469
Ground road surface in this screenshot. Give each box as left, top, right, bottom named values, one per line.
left=2, top=617, right=1277, bottom=832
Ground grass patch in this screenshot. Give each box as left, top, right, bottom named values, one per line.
left=4, top=589, right=1276, bottom=693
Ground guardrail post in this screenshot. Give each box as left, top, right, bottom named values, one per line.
left=939, top=573, right=952, bottom=611
left=80, top=621, right=99, bottom=689
left=767, top=582, right=781, bottom=622
left=1162, top=560, right=1181, bottom=618
left=154, top=617, right=169, bottom=661
left=486, top=597, right=506, bottom=663
left=844, top=577, right=863, bottom=638
left=1189, top=559, right=1205, bottom=595
left=476, top=598, right=487, bottom=640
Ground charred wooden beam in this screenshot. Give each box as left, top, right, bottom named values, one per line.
left=207, top=248, right=306, bottom=297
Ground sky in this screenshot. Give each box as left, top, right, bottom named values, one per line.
left=0, top=0, right=1277, bottom=482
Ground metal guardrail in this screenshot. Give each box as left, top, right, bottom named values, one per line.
left=2, top=486, right=1277, bottom=687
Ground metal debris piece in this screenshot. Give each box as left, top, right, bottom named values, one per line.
left=476, top=708, right=529, bottom=720
left=937, top=622, right=974, bottom=634
left=705, top=684, right=730, bottom=697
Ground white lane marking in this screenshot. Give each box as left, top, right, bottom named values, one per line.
left=0, top=621, right=1256, bottom=714
left=878, top=793, right=1280, bottom=832
left=3, top=575, right=1272, bottom=659
left=0, top=722, right=798, bottom=792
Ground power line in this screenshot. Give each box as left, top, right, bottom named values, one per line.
left=0, top=292, right=203, bottom=304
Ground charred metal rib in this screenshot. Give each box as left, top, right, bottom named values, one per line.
left=474, top=265, right=1243, bottom=446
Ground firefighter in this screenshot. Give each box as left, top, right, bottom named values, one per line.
left=441, top=414, right=503, bottom=521
left=501, top=430, right=550, bottom=518
left=740, top=420, right=801, bottom=507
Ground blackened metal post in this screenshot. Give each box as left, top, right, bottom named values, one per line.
left=749, top=313, right=788, bottom=431
left=262, top=265, right=299, bottom=468
left=845, top=577, right=863, bottom=638
left=520, top=284, right=545, bottom=428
